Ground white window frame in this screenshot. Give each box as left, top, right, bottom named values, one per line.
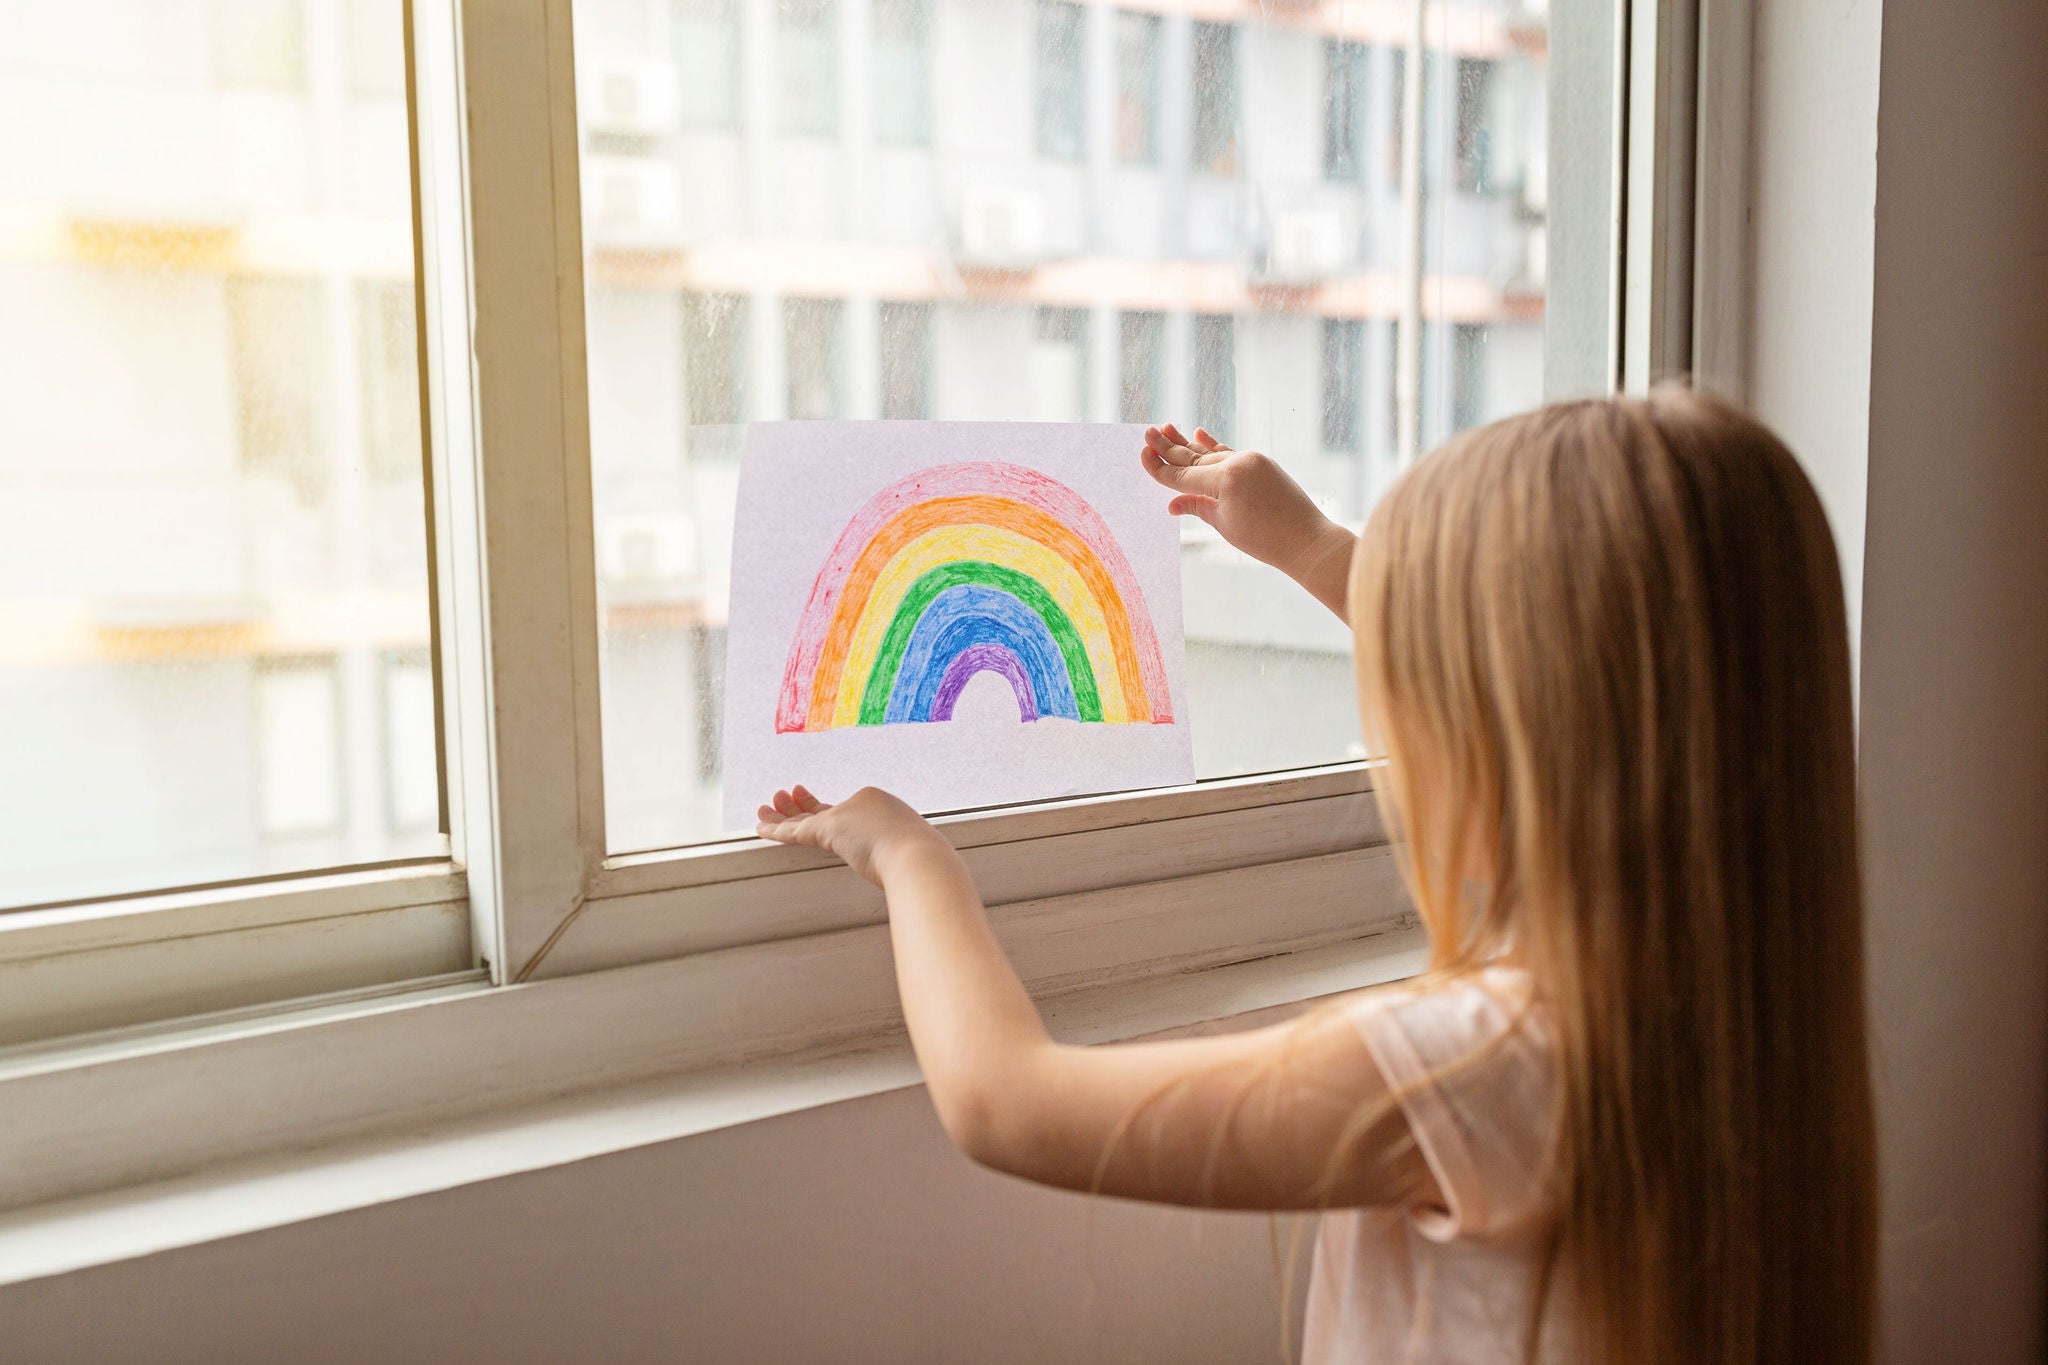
left=0, top=0, right=1734, bottom=1241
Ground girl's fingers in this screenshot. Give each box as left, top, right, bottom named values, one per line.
left=1144, top=426, right=1202, bottom=467
left=792, top=784, right=825, bottom=813
left=1144, top=447, right=1226, bottom=499
left=1152, top=455, right=1223, bottom=497
left=1167, top=493, right=1222, bottom=525
left=756, top=804, right=781, bottom=826
left=772, top=789, right=802, bottom=817
left=1192, top=427, right=1231, bottom=456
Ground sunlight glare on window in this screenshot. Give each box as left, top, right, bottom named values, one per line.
left=0, top=2, right=441, bottom=907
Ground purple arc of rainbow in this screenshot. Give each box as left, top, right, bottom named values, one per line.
left=930, top=643, right=1038, bottom=722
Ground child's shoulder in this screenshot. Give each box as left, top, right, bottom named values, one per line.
left=1336, top=964, right=1556, bottom=1096
left=1338, top=963, right=1562, bottom=1240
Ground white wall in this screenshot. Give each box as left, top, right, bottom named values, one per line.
left=1854, top=1, right=2048, bottom=1359
left=0, top=1085, right=1305, bottom=1364
left=1751, top=0, right=2048, bottom=1359
left=1745, top=0, right=1882, bottom=656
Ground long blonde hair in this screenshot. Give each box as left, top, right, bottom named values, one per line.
left=1349, top=388, right=1877, bottom=1363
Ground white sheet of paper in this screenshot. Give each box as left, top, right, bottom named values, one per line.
left=720, top=422, right=1194, bottom=829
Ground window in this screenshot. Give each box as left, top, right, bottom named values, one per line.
left=345, top=0, right=408, bottom=100
left=777, top=0, right=838, bottom=137
left=358, top=282, right=426, bottom=482
left=684, top=292, right=749, bottom=429
left=1, top=6, right=438, bottom=912
left=255, top=659, right=345, bottom=842
left=1119, top=310, right=1164, bottom=423
left=1322, top=319, right=1364, bottom=453
left=1192, top=314, right=1235, bottom=442
left=879, top=302, right=933, bottom=419
left=1452, top=323, right=1488, bottom=433
left=1455, top=58, right=1495, bottom=194
left=1191, top=22, right=1237, bottom=176
left=873, top=0, right=932, bottom=145
left=575, top=0, right=1566, bottom=848
left=785, top=297, right=846, bottom=420
left=229, top=278, right=332, bottom=505
left=1323, top=40, right=1367, bottom=182
left=675, top=0, right=741, bottom=129
left=1036, top=0, right=1086, bottom=162
left=1116, top=11, right=1162, bottom=165
left=0, top=0, right=1657, bottom=1196
left=1032, top=307, right=1092, bottom=422
left=381, top=650, right=441, bottom=836
left=1388, top=49, right=1407, bottom=187
left=210, top=0, right=306, bottom=91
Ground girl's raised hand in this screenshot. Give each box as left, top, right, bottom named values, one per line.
left=1140, top=423, right=1358, bottom=619
left=755, top=784, right=946, bottom=885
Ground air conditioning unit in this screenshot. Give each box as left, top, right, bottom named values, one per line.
left=586, top=60, right=680, bottom=137
left=957, top=186, right=1047, bottom=268
left=585, top=155, right=682, bottom=242
left=600, top=514, right=699, bottom=590
left=1263, top=210, right=1345, bottom=282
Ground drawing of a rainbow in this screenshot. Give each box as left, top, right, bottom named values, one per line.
left=777, top=462, right=1175, bottom=733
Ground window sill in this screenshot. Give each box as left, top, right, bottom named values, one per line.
left=0, top=927, right=1425, bottom=1289
left=0, top=765, right=1409, bottom=1277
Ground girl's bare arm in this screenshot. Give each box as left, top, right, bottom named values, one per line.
left=756, top=785, right=1439, bottom=1212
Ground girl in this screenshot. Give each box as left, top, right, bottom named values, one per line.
left=755, top=390, right=1877, bottom=1364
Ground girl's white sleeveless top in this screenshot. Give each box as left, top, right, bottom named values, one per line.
left=1302, top=968, right=1573, bottom=1364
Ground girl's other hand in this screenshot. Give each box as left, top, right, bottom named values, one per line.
left=1141, top=423, right=1358, bottom=619
left=755, top=784, right=946, bottom=886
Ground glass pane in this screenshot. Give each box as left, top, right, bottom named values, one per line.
left=0, top=2, right=441, bottom=905
left=575, top=0, right=1553, bottom=852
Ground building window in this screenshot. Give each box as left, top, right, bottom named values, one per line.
left=777, top=0, right=837, bottom=137
left=1323, top=40, right=1367, bottom=182
left=785, top=297, right=845, bottom=420
left=1452, top=323, right=1487, bottom=433
left=1387, top=49, right=1406, bottom=187
left=675, top=0, right=741, bottom=129
left=1192, top=314, right=1235, bottom=442
left=1115, top=11, right=1162, bottom=165
left=358, top=282, right=424, bottom=483
left=1385, top=317, right=1401, bottom=450
left=682, top=292, right=749, bottom=428
left=1036, top=0, right=1087, bottom=162
left=1119, top=311, right=1164, bottom=424
left=209, top=0, right=306, bottom=91
left=255, top=659, right=345, bottom=841
left=1191, top=22, right=1237, bottom=176
left=345, top=0, right=407, bottom=100
left=879, top=301, right=933, bottom=419
left=228, top=277, right=331, bottom=504
left=381, top=650, right=441, bottom=837
left=1032, top=308, right=1091, bottom=422
left=1455, top=58, right=1495, bottom=194
left=872, top=0, right=932, bottom=145
left=1322, top=319, right=1363, bottom=453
